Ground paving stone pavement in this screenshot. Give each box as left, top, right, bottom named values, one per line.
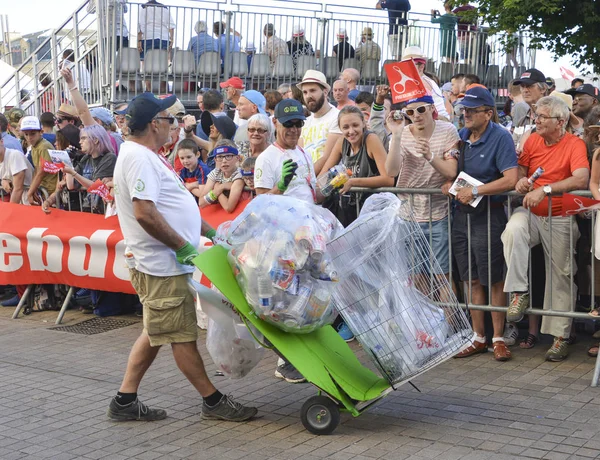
left=1, top=308, right=600, bottom=460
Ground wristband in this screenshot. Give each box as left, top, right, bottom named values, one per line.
left=69, top=86, right=79, bottom=92
left=184, top=127, right=194, bottom=133
left=204, top=194, right=215, bottom=204
left=427, top=153, right=435, bottom=163
left=208, top=190, right=217, bottom=201
left=372, top=103, right=384, bottom=111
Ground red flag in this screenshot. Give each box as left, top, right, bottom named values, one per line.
left=87, top=179, right=114, bottom=201
left=560, top=66, right=575, bottom=81
left=41, top=158, right=63, bottom=174
left=384, top=60, right=427, bottom=103
left=561, top=193, right=600, bottom=216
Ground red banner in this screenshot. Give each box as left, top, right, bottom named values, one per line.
left=0, top=202, right=134, bottom=293
left=0, top=199, right=251, bottom=293
left=384, top=60, right=427, bottom=103
left=561, top=193, right=600, bottom=216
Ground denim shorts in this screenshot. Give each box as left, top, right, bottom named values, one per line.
left=418, top=217, right=451, bottom=274
left=140, top=39, right=169, bottom=60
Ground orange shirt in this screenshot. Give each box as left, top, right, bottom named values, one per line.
left=519, top=132, right=589, bottom=216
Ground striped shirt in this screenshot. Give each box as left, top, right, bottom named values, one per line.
left=395, top=120, right=460, bottom=222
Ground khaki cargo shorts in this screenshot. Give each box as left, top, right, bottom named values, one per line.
left=130, top=269, right=198, bottom=347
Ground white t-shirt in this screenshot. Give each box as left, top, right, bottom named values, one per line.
left=254, top=143, right=317, bottom=204
left=138, top=3, right=175, bottom=41
left=422, top=75, right=450, bottom=119
left=114, top=141, right=201, bottom=276
left=0, top=148, right=33, bottom=204
left=301, top=104, right=342, bottom=163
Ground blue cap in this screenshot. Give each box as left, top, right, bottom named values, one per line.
left=241, top=90, right=266, bottom=115
left=124, top=92, right=177, bottom=131
left=407, top=95, right=435, bottom=105
left=90, top=107, right=114, bottom=126
left=348, top=89, right=360, bottom=101
left=274, top=99, right=306, bottom=123
left=460, top=86, right=495, bottom=108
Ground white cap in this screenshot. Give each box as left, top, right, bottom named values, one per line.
left=246, top=42, right=256, bottom=52
left=20, top=115, right=42, bottom=131
left=292, top=25, right=305, bottom=37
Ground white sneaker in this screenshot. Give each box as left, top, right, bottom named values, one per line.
left=504, top=322, right=519, bottom=346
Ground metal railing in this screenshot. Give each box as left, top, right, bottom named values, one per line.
left=1, top=0, right=535, bottom=114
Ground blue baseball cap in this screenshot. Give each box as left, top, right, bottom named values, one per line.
left=274, top=99, right=306, bottom=123
left=123, top=92, right=177, bottom=131
left=90, top=107, right=114, bottom=126
left=407, top=95, right=434, bottom=105
left=240, top=90, right=266, bottom=115
left=460, top=86, right=495, bottom=108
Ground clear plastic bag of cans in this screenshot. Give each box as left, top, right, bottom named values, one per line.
left=216, top=195, right=344, bottom=333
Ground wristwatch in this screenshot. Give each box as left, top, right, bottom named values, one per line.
left=543, top=185, right=552, bottom=195
left=471, top=186, right=478, bottom=198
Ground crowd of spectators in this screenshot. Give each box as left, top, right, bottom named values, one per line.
left=2, top=0, right=600, bottom=374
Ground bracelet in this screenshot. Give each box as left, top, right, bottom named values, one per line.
left=372, top=103, right=384, bottom=111
left=184, top=127, right=194, bottom=134
left=427, top=153, right=435, bottom=163
left=69, top=86, right=79, bottom=92
left=204, top=194, right=215, bottom=204
left=208, top=190, right=217, bottom=201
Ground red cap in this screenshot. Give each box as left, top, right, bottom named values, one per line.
left=219, top=77, right=245, bottom=90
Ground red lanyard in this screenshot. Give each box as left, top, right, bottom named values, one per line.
left=273, top=142, right=316, bottom=203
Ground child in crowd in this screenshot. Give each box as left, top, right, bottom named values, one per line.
left=241, top=156, right=256, bottom=197
left=177, top=139, right=212, bottom=200
left=199, top=140, right=245, bottom=212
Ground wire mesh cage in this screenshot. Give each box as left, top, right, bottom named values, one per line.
left=328, top=193, right=473, bottom=388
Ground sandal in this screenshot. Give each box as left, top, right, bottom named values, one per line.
left=519, top=333, right=538, bottom=349
left=493, top=340, right=512, bottom=361
left=588, top=343, right=599, bottom=358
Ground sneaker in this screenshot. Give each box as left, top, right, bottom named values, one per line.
left=506, top=293, right=529, bottom=322
left=76, top=288, right=91, bottom=297
left=274, top=362, right=307, bottom=383
left=201, top=394, right=257, bottom=422
left=503, top=322, right=519, bottom=346
left=1, top=295, right=20, bottom=307
left=337, top=322, right=355, bottom=342
left=545, top=337, right=569, bottom=362
left=107, top=397, right=167, bottom=421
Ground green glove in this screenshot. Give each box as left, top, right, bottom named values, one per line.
left=277, top=159, right=298, bottom=192
left=175, top=241, right=199, bottom=265
left=205, top=229, right=216, bottom=241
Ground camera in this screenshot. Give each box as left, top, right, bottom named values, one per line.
left=392, top=110, right=404, bottom=121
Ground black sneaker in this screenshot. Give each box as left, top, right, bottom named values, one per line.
left=274, top=362, right=307, bottom=383
left=107, top=397, right=167, bottom=421
left=201, top=395, right=257, bottom=422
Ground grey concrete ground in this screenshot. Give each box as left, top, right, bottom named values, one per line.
left=1, top=307, right=600, bottom=460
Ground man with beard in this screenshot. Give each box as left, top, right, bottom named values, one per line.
left=297, top=70, right=343, bottom=175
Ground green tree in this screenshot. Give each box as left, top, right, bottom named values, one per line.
left=449, top=0, right=600, bottom=71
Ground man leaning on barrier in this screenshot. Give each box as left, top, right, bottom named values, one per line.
left=502, top=95, right=590, bottom=362
left=444, top=87, right=518, bottom=362
left=108, top=92, right=257, bottom=422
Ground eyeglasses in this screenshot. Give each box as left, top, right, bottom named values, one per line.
left=248, top=127, right=268, bottom=134
left=403, top=105, right=430, bottom=117
left=282, top=120, right=304, bottom=129
left=55, top=118, right=64, bottom=124
left=533, top=113, right=560, bottom=122
left=153, top=116, right=175, bottom=124
left=460, top=108, right=492, bottom=116
left=215, top=154, right=237, bottom=162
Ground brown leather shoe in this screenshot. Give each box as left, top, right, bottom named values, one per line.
left=455, top=338, right=487, bottom=358
left=493, top=340, right=512, bottom=361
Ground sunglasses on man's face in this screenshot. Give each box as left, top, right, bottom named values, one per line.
left=403, top=105, right=430, bottom=117
left=55, top=118, right=64, bottom=124
left=282, top=120, right=304, bottom=129
left=154, top=116, right=175, bottom=125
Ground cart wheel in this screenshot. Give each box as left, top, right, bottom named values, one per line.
left=300, top=396, right=340, bottom=435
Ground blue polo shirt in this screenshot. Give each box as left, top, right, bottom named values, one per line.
left=459, top=121, right=517, bottom=201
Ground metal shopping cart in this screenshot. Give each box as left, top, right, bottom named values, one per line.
left=193, top=194, right=473, bottom=435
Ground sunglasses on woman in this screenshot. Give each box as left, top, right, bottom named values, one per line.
left=282, top=120, right=304, bottom=129
left=247, top=127, right=268, bottom=134
left=403, top=105, right=430, bottom=117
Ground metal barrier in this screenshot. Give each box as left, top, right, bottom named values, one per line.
left=1, top=0, right=535, bottom=114
left=6, top=184, right=599, bottom=385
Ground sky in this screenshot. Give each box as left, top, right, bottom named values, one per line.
left=1, top=0, right=591, bottom=84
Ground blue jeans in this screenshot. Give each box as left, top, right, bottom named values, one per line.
left=140, top=39, right=168, bottom=60
left=418, top=218, right=451, bottom=274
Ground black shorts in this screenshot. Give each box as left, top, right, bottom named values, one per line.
left=452, top=205, right=507, bottom=287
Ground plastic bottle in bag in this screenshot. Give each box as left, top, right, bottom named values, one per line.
left=285, top=284, right=312, bottom=328
left=257, top=273, right=274, bottom=308
left=228, top=212, right=261, bottom=245
left=317, top=165, right=352, bottom=196
left=308, top=287, right=331, bottom=319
